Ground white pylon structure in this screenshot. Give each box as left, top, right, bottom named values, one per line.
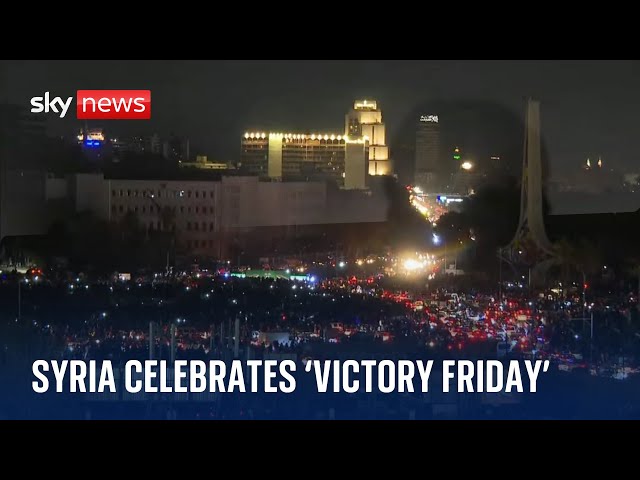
left=503, top=98, right=555, bottom=279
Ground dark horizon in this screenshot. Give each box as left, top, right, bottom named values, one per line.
left=3, top=60, right=640, bottom=179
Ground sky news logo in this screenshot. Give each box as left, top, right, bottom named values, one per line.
left=30, top=90, right=151, bottom=120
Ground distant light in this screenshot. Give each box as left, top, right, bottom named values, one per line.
left=338, top=261, right=346, bottom=268
left=461, top=161, right=473, bottom=171
left=403, top=259, right=422, bottom=271
left=432, top=233, right=441, bottom=245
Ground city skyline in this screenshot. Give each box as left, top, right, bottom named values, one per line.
left=3, top=60, right=640, bottom=179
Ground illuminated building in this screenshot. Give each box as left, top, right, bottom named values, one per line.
left=344, top=100, right=392, bottom=176
left=584, top=156, right=603, bottom=171
left=77, top=127, right=105, bottom=148
left=77, top=127, right=107, bottom=161
left=414, top=114, right=441, bottom=189
left=240, top=132, right=369, bottom=189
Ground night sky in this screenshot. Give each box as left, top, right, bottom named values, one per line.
left=2, top=60, right=640, bottom=179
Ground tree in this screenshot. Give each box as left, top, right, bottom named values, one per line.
left=437, top=177, right=521, bottom=273
left=382, top=177, right=433, bottom=252
left=160, top=206, right=176, bottom=233
left=45, top=211, right=114, bottom=273
left=553, top=237, right=603, bottom=289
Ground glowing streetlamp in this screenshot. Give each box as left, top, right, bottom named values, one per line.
left=461, top=161, right=474, bottom=171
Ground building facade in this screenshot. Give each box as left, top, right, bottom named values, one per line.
left=414, top=114, right=441, bottom=190
left=240, top=132, right=368, bottom=189
left=36, top=174, right=386, bottom=257
left=344, top=100, right=392, bottom=177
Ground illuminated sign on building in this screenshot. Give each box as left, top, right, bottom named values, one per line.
left=420, top=115, right=438, bottom=123
left=86, top=132, right=104, bottom=141
left=78, top=129, right=105, bottom=142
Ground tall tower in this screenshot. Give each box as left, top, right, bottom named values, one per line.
left=345, top=100, right=392, bottom=176
left=414, top=114, right=441, bottom=191
left=504, top=98, right=554, bottom=272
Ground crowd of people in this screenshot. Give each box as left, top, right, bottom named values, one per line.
left=1, top=267, right=638, bottom=380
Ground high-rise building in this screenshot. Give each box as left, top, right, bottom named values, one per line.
left=414, top=114, right=441, bottom=189
left=344, top=100, right=392, bottom=176
left=240, top=132, right=368, bottom=189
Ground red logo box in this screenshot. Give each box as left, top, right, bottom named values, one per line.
left=76, top=90, right=151, bottom=120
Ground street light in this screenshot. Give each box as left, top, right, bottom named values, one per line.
left=461, top=161, right=474, bottom=171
